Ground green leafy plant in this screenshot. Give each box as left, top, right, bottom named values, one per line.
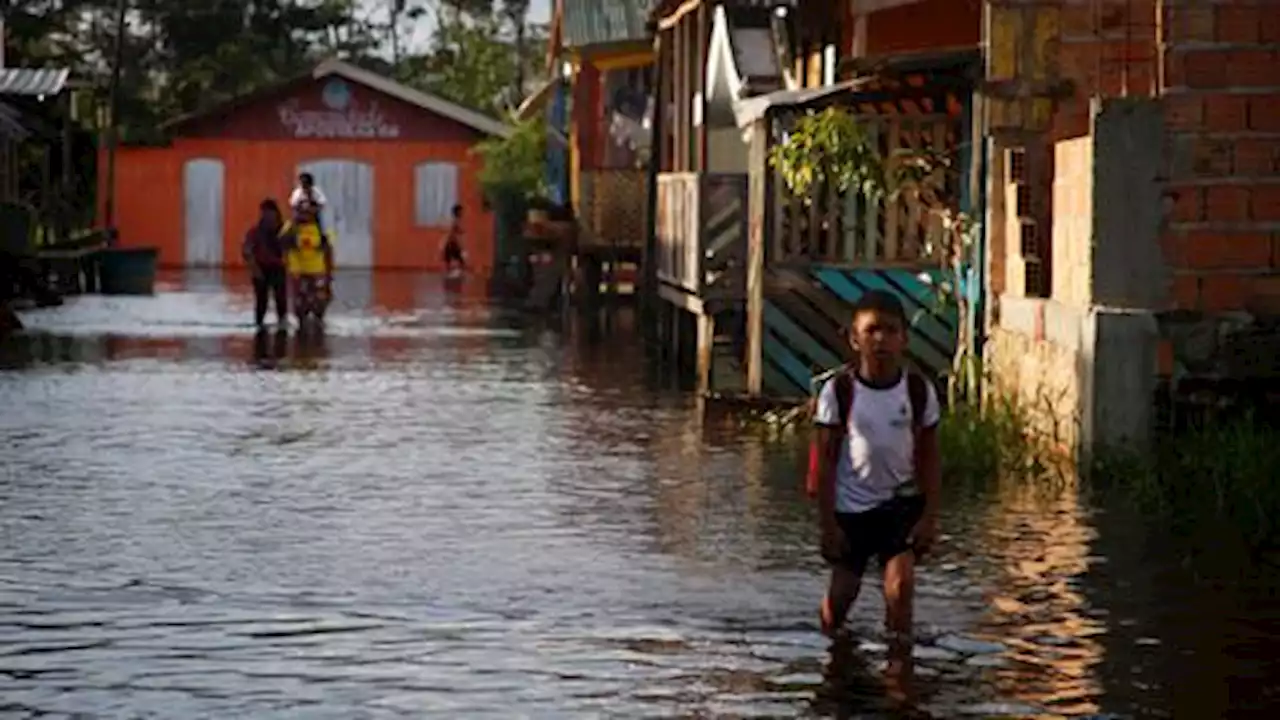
left=891, top=146, right=982, bottom=405
left=768, top=106, right=888, bottom=203
left=473, top=116, right=547, bottom=201
left=769, top=106, right=982, bottom=405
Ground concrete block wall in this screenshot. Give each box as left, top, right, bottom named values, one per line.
left=1052, top=136, right=1094, bottom=308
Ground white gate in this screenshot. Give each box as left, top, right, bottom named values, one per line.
left=296, top=159, right=374, bottom=268
left=182, top=159, right=225, bottom=267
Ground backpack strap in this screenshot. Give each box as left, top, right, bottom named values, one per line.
left=906, top=370, right=929, bottom=431
left=834, top=371, right=855, bottom=428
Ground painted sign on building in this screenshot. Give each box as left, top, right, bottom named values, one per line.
left=277, top=78, right=401, bottom=139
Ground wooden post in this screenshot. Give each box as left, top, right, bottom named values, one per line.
left=745, top=115, right=770, bottom=397
left=102, top=0, right=127, bottom=231
left=696, top=1, right=708, bottom=172
left=577, top=251, right=602, bottom=308
left=695, top=310, right=714, bottom=395
left=642, top=29, right=668, bottom=350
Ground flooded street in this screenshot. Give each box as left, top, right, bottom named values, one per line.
left=2, top=271, right=1278, bottom=718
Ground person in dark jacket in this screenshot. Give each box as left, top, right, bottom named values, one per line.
left=242, top=198, right=289, bottom=327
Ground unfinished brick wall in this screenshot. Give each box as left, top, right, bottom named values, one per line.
left=990, top=0, right=1280, bottom=313
left=1160, top=1, right=1280, bottom=313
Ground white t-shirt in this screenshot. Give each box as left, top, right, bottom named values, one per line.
left=289, top=185, right=328, bottom=210
left=814, top=372, right=941, bottom=513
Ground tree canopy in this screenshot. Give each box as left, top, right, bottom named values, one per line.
left=4, top=0, right=548, bottom=141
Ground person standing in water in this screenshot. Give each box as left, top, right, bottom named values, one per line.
left=812, top=290, right=941, bottom=646
left=441, top=204, right=465, bottom=273
left=282, top=201, right=334, bottom=325
left=241, top=198, right=289, bottom=328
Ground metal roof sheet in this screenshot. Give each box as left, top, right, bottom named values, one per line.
left=0, top=68, right=70, bottom=97
left=562, top=0, right=656, bottom=49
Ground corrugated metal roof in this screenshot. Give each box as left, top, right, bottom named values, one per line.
left=0, top=68, right=70, bottom=97
left=562, top=0, right=656, bottom=49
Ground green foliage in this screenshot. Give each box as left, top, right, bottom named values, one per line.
left=768, top=107, right=887, bottom=202
left=1090, top=419, right=1280, bottom=548
left=473, top=117, right=547, bottom=201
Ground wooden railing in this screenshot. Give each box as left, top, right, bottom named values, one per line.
left=656, top=172, right=748, bottom=296
left=772, top=114, right=957, bottom=266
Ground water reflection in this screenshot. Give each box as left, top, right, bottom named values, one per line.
left=1, top=271, right=1277, bottom=717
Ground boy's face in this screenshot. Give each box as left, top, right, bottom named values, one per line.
left=300, top=175, right=312, bottom=189
left=850, top=309, right=906, bottom=363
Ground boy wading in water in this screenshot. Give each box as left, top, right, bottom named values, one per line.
left=813, top=290, right=941, bottom=646
left=441, top=204, right=465, bottom=273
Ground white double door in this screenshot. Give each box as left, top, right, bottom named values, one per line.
left=296, top=159, right=375, bottom=268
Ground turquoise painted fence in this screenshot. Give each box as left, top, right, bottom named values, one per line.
left=761, top=265, right=958, bottom=398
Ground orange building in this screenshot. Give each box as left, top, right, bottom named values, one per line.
left=99, top=59, right=510, bottom=270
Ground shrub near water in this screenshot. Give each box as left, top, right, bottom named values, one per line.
left=937, top=397, right=1067, bottom=491
left=937, top=396, right=1280, bottom=549
left=1090, top=419, right=1280, bottom=549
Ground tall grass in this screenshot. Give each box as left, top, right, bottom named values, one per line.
left=937, top=395, right=1068, bottom=491
left=1088, top=418, right=1280, bottom=549
left=937, top=393, right=1280, bottom=550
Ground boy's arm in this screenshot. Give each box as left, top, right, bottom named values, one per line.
left=813, top=379, right=842, bottom=533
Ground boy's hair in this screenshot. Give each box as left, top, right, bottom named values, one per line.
left=851, top=290, right=908, bottom=327
left=452, top=204, right=463, bottom=217
left=299, top=172, right=314, bottom=185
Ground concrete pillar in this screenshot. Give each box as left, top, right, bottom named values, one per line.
left=1080, top=308, right=1160, bottom=452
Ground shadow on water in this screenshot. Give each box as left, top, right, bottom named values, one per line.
left=1, top=270, right=1279, bottom=717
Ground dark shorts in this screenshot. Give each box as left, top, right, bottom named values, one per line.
left=825, top=494, right=925, bottom=574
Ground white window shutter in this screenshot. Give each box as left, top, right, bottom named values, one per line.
left=414, top=162, right=459, bottom=227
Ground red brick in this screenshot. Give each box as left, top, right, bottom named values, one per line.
left=1171, top=186, right=1205, bottom=223
left=1192, top=138, right=1235, bottom=177
left=1171, top=274, right=1201, bottom=310
left=1226, top=50, right=1279, bottom=89
left=1206, top=186, right=1251, bottom=222
left=1235, top=138, right=1280, bottom=177
left=1247, top=275, right=1280, bottom=314
left=1253, top=186, right=1280, bottom=222
left=1205, top=94, right=1249, bottom=131
left=1200, top=273, right=1252, bottom=311
left=1183, top=50, right=1229, bottom=89
left=1170, top=230, right=1272, bottom=269
left=1058, top=43, right=1101, bottom=96
left=1166, top=6, right=1216, bottom=44
left=1248, top=95, right=1280, bottom=132
left=1263, top=9, right=1280, bottom=44
left=1060, top=4, right=1096, bottom=39
left=1216, top=5, right=1261, bottom=44
left=1164, top=94, right=1203, bottom=130
left=1051, top=101, right=1091, bottom=142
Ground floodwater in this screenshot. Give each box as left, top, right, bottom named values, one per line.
left=2, top=270, right=1278, bottom=718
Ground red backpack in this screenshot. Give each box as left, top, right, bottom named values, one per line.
left=805, top=370, right=931, bottom=499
